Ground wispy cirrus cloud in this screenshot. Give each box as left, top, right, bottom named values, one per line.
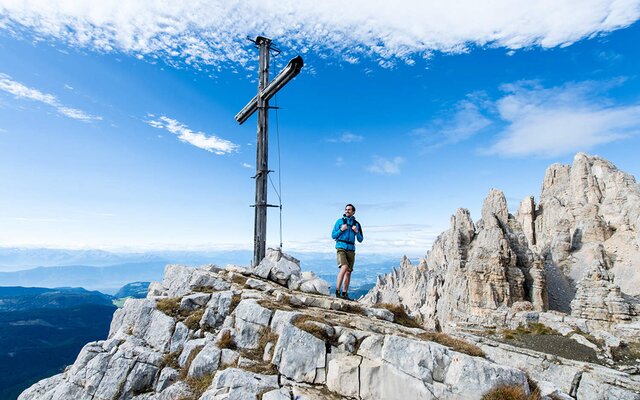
left=413, top=98, right=493, bottom=151
left=0, top=73, right=101, bottom=122
left=0, top=1, right=637, bottom=69
left=145, top=114, right=238, bottom=154
left=366, top=156, right=405, bottom=175
left=484, top=80, right=640, bottom=157
left=328, top=132, right=364, bottom=143
left=415, top=79, right=640, bottom=158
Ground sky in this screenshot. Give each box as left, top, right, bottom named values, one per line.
left=1, top=1, right=640, bottom=257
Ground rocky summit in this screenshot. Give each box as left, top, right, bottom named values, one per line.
left=19, top=153, right=640, bottom=400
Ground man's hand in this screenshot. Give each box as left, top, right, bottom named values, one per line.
left=340, top=224, right=348, bottom=231
left=352, top=225, right=358, bottom=233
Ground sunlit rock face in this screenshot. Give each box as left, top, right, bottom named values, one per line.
left=534, top=153, right=640, bottom=310
left=363, top=153, right=639, bottom=339
left=20, top=252, right=544, bottom=400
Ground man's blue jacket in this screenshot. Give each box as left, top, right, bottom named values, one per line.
left=332, top=215, right=363, bottom=251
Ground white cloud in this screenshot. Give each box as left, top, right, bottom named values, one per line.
left=1, top=1, right=637, bottom=69
left=485, top=81, right=640, bottom=157
left=0, top=73, right=101, bottom=122
left=366, top=156, right=405, bottom=175
left=328, top=132, right=364, bottom=143
left=242, top=162, right=252, bottom=169
left=413, top=99, right=492, bottom=151
left=145, top=115, right=238, bottom=154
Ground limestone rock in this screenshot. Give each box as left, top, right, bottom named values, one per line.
left=200, top=368, right=278, bottom=400
left=252, top=248, right=301, bottom=286
left=570, top=259, right=634, bottom=323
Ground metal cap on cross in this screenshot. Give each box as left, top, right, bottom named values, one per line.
left=235, top=36, right=303, bottom=267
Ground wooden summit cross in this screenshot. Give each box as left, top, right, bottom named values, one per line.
left=235, top=36, right=303, bottom=267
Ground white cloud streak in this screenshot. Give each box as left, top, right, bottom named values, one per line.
left=1, top=1, right=638, bottom=69
left=485, top=81, right=640, bottom=157
left=328, top=132, right=364, bottom=143
left=145, top=115, right=238, bottom=154
left=413, top=99, right=492, bottom=151
left=366, top=156, right=405, bottom=175
left=0, top=73, right=101, bottom=122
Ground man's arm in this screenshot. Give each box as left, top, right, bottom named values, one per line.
left=331, top=219, right=343, bottom=240
left=356, top=222, right=363, bottom=242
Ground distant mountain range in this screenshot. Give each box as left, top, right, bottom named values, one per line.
left=0, top=247, right=407, bottom=295
left=0, top=247, right=255, bottom=271
left=0, top=286, right=133, bottom=400
left=0, top=262, right=169, bottom=294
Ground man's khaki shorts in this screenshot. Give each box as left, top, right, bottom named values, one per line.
left=336, top=249, right=355, bottom=272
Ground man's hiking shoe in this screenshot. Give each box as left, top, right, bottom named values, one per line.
left=341, top=292, right=351, bottom=301
left=335, top=289, right=341, bottom=298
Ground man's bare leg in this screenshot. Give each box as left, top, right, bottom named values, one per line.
left=342, top=269, right=351, bottom=297
left=336, top=264, right=348, bottom=296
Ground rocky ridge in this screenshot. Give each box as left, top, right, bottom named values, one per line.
left=22, top=248, right=637, bottom=400
left=363, top=153, right=640, bottom=374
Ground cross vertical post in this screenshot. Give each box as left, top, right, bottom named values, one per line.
left=235, top=36, right=303, bottom=267
left=254, top=36, right=270, bottom=268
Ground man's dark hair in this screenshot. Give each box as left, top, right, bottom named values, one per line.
left=345, top=203, right=356, bottom=212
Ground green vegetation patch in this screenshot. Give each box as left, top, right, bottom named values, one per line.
left=501, top=323, right=558, bottom=340
left=155, top=297, right=207, bottom=331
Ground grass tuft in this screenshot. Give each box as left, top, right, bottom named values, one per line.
left=481, top=384, right=540, bottom=400
left=217, top=330, right=237, bottom=350
left=417, top=331, right=485, bottom=358
left=292, top=314, right=336, bottom=344
left=501, top=323, right=558, bottom=340
left=184, top=373, right=215, bottom=399
left=230, top=274, right=248, bottom=286
left=156, top=297, right=183, bottom=318
left=376, top=303, right=422, bottom=328
left=159, top=351, right=180, bottom=370
left=229, top=294, right=242, bottom=313
left=184, top=309, right=205, bottom=331
left=191, top=285, right=218, bottom=293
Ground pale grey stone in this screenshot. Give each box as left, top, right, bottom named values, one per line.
left=234, top=299, right=272, bottom=326
left=200, top=368, right=278, bottom=400
left=120, top=361, right=158, bottom=398
left=357, top=334, right=384, bottom=360
left=326, top=354, right=361, bottom=398
left=155, top=367, right=178, bottom=392
left=262, top=387, right=292, bottom=400
left=180, top=292, right=211, bottom=311
left=251, top=248, right=301, bottom=286
left=178, top=338, right=206, bottom=368
left=220, top=348, right=239, bottom=367
left=169, top=322, right=189, bottom=354
left=188, top=341, right=221, bottom=378
left=272, top=323, right=326, bottom=383
left=201, top=290, right=234, bottom=330
left=161, top=264, right=230, bottom=297
left=576, top=371, right=640, bottom=400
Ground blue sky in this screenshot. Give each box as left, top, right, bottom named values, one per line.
left=1, top=1, right=640, bottom=256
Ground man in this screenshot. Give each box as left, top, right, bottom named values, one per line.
left=332, top=203, right=363, bottom=300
